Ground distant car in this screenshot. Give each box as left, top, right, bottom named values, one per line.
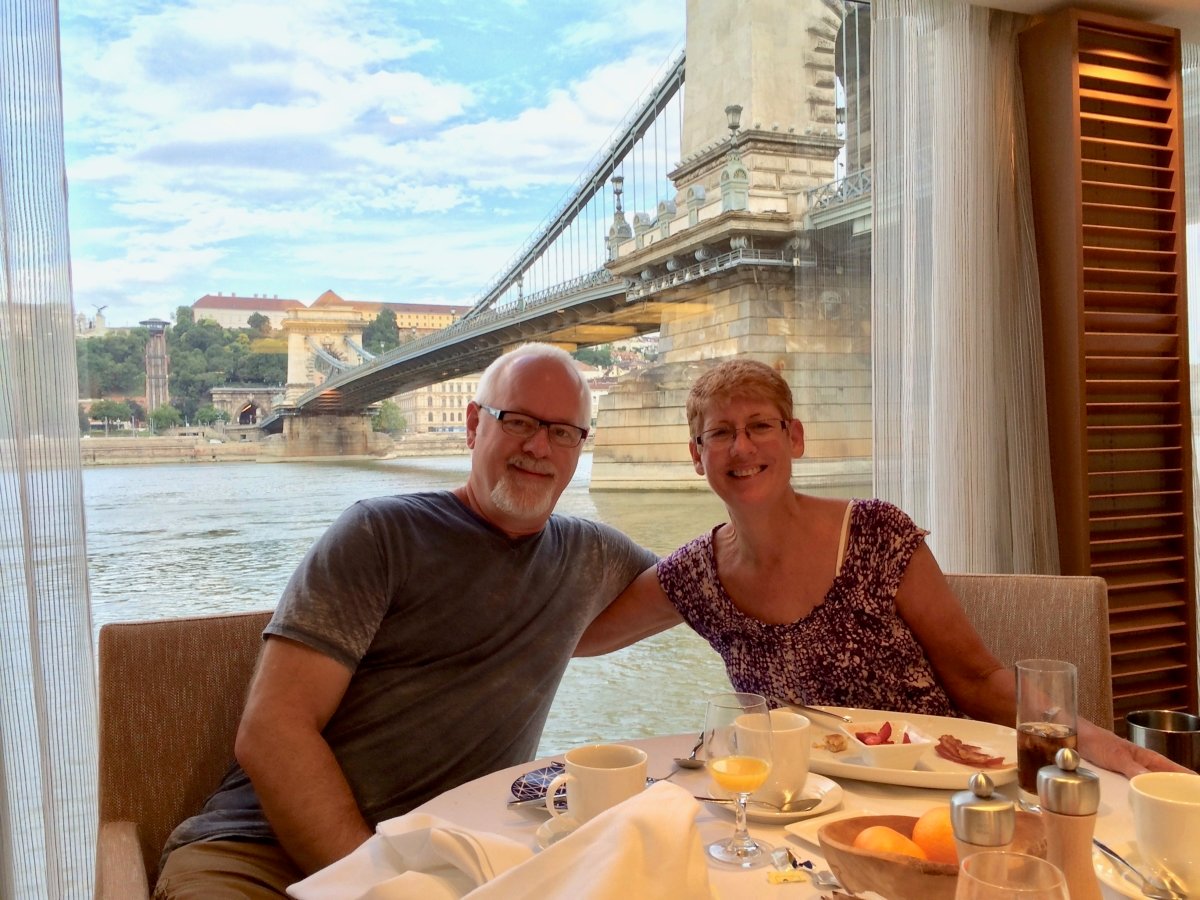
left=208, top=439, right=222, bottom=444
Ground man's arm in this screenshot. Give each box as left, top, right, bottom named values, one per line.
left=234, top=635, right=372, bottom=874
left=574, top=565, right=683, bottom=656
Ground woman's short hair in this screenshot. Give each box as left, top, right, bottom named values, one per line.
left=686, top=358, right=794, bottom=437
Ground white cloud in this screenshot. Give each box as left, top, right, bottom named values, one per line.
left=59, top=0, right=687, bottom=324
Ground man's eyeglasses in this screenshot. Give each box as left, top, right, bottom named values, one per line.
left=694, top=419, right=789, bottom=449
left=477, top=404, right=589, bottom=448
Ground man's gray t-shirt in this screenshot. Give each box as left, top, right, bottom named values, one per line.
left=163, top=491, right=656, bottom=856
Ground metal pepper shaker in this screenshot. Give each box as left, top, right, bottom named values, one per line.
left=950, top=771, right=1016, bottom=862
left=1038, top=747, right=1101, bottom=900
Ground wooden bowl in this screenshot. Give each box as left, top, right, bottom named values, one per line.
left=817, top=812, right=1047, bottom=900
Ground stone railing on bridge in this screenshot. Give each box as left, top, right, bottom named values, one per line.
left=805, top=167, right=873, bottom=212
left=625, top=246, right=792, bottom=301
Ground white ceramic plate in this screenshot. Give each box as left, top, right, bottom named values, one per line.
left=784, top=805, right=880, bottom=846
left=807, top=706, right=1017, bottom=790
left=704, top=772, right=844, bottom=824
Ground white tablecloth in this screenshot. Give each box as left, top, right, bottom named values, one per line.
left=411, top=733, right=1138, bottom=899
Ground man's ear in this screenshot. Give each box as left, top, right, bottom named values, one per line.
left=690, top=438, right=704, bottom=476
left=465, top=401, right=480, bottom=449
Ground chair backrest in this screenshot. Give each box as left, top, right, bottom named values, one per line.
left=97, top=609, right=273, bottom=886
left=946, top=573, right=1114, bottom=730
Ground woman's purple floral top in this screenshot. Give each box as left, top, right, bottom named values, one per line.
left=657, top=499, right=958, bottom=716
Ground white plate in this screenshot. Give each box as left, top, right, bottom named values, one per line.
left=807, top=706, right=1017, bottom=790
left=703, top=773, right=844, bottom=824
left=1093, top=840, right=1154, bottom=900
left=784, top=805, right=878, bottom=846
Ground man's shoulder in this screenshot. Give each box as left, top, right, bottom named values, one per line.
left=348, top=490, right=464, bottom=521
left=546, top=514, right=655, bottom=561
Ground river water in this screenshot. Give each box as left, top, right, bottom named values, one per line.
left=85, top=453, right=805, bottom=756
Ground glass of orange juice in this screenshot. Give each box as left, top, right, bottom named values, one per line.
left=703, top=692, right=774, bottom=867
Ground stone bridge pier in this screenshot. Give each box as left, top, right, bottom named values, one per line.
left=590, top=0, right=872, bottom=489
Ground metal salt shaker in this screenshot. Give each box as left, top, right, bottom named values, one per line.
left=950, top=771, right=1016, bottom=862
left=1038, top=747, right=1101, bottom=900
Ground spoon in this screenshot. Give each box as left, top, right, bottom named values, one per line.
left=695, top=795, right=823, bottom=814
left=674, top=732, right=705, bottom=769
left=1093, top=839, right=1185, bottom=900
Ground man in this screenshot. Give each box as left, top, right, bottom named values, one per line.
left=155, top=343, right=656, bottom=898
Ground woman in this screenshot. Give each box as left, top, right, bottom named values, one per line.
left=579, top=358, right=1183, bottom=777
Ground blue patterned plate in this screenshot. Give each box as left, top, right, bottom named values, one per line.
left=510, top=762, right=567, bottom=810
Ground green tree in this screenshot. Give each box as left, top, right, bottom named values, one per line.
left=246, top=312, right=271, bottom=336
left=76, top=330, right=149, bottom=397
left=89, top=399, right=132, bottom=435
left=149, top=404, right=183, bottom=432
left=573, top=345, right=613, bottom=368
left=363, top=309, right=400, bottom=355
left=373, top=400, right=406, bottom=434
left=196, top=405, right=230, bottom=426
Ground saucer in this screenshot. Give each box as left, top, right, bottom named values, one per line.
left=1092, top=839, right=1185, bottom=900
left=536, top=814, right=581, bottom=850
left=704, top=773, right=844, bottom=824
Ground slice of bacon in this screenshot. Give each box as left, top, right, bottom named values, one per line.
left=935, top=733, right=1008, bottom=768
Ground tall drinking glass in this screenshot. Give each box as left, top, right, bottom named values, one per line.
left=703, top=692, right=773, bottom=867
left=956, top=851, right=1068, bottom=899
left=1015, top=659, right=1078, bottom=809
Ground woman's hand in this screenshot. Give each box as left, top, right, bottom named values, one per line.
left=1077, top=718, right=1190, bottom=778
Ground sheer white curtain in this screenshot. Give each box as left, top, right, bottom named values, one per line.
left=1184, top=41, right=1199, bottom=700
left=1, top=1, right=98, bottom=897
left=871, top=0, right=1059, bottom=574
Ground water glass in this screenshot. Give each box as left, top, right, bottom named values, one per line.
left=957, top=851, right=1068, bottom=899
left=1015, top=659, right=1078, bottom=808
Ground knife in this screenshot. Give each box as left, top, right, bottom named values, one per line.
left=766, top=696, right=854, bottom=724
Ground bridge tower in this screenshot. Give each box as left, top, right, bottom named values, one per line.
left=590, top=0, right=872, bottom=488
left=280, top=291, right=371, bottom=404
left=273, top=292, right=387, bottom=457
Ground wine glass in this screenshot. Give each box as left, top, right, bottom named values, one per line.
left=703, top=691, right=774, bottom=867
left=956, top=851, right=1068, bottom=899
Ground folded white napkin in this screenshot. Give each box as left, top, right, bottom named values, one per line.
left=287, top=813, right=533, bottom=900
left=471, top=781, right=714, bottom=900
left=288, top=781, right=714, bottom=900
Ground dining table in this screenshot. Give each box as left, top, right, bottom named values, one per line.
left=411, top=729, right=1145, bottom=899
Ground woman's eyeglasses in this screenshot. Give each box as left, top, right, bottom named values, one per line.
left=694, top=419, right=788, bottom=449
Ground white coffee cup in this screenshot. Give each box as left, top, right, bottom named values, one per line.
left=736, top=708, right=811, bottom=805
left=1129, top=771, right=1200, bottom=892
left=545, top=743, right=648, bottom=823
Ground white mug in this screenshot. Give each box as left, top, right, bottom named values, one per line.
left=545, top=743, right=648, bottom=823
left=1129, top=771, right=1200, bottom=892
left=737, top=708, right=811, bottom=804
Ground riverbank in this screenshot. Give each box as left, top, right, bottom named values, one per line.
left=78, top=432, right=474, bottom=465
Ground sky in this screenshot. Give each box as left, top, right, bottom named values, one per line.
left=58, top=0, right=686, bottom=327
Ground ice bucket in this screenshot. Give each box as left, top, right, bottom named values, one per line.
left=1126, top=710, right=1200, bottom=771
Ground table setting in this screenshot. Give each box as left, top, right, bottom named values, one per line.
left=287, top=680, right=1199, bottom=900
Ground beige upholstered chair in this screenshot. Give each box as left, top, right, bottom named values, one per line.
left=946, top=573, right=1114, bottom=730
left=95, top=609, right=272, bottom=899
